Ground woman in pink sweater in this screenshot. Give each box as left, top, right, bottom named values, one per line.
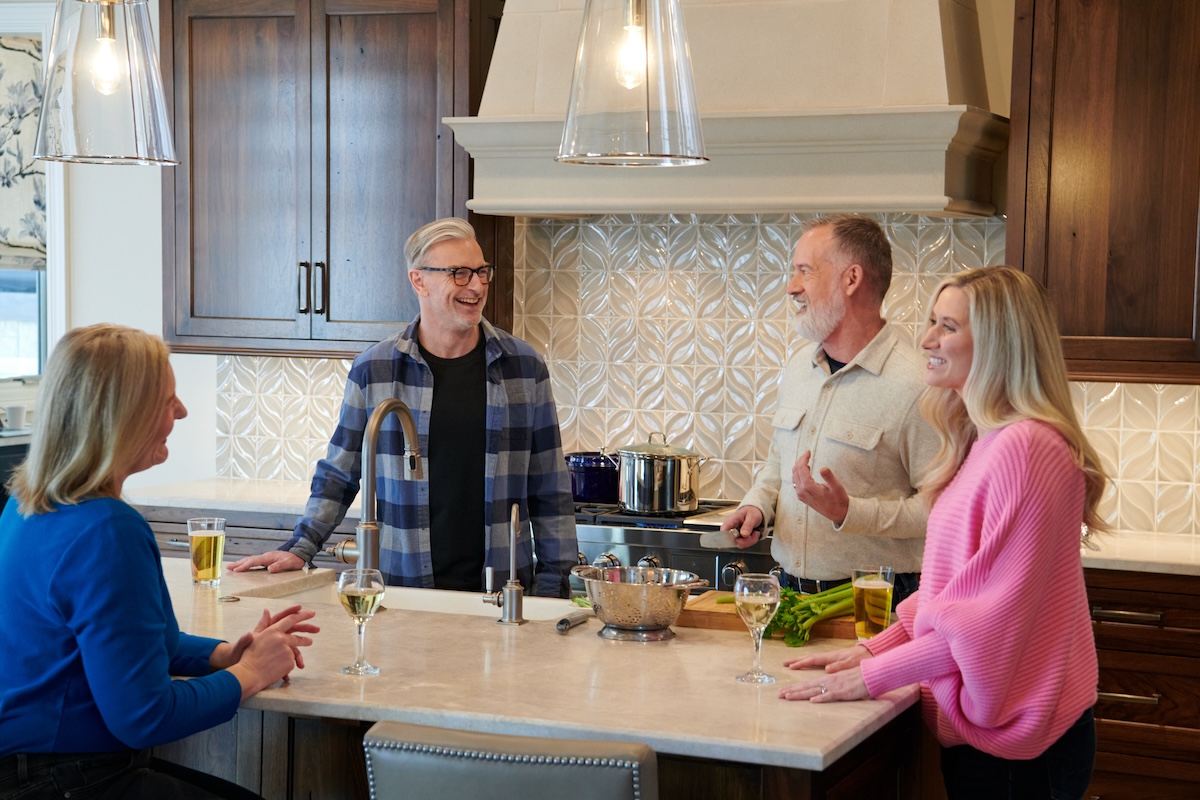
left=777, top=266, right=1107, bottom=799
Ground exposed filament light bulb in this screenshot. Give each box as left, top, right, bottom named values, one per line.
left=90, top=3, right=123, bottom=96
left=614, top=1, right=645, bottom=90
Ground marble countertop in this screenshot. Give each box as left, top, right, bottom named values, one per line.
left=128, top=479, right=324, bottom=518
left=165, top=559, right=916, bottom=771
left=1081, top=531, right=1200, bottom=577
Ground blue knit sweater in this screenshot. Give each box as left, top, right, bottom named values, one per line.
left=0, top=496, right=241, bottom=755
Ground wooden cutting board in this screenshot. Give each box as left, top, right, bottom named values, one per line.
left=676, top=590, right=856, bottom=640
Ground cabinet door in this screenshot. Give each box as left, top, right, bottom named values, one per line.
left=1008, top=0, right=1200, bottom=383
left=167, top=0, right=314, bottom=342
left=310, top=0, right=449, bottom=342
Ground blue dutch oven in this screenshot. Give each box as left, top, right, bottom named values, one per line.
left=564, top=451, right=619, bottom=504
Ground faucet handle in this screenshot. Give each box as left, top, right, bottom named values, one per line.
left=485, top=565, right=494, bottom=593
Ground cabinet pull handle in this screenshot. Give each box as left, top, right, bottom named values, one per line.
left=1090, top=607, right=1162, bottom=624
left=1097, top=691, right=1161, bottom=705
left=313, top=261, right=327, bottom=314
left=298, top=261, right=311, bottom=313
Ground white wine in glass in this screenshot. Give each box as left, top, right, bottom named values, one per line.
left=337, top=569, right=385, bottom=676
left=734, top=573, right=781, bottom=684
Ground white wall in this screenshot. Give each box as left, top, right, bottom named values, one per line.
left=65, top=165, right=217, bottom=488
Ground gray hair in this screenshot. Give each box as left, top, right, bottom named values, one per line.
left=404, top=218, right=478, bottom=271
left=802, top=214, right=893, bottom=303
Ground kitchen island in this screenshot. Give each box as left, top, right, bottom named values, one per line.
left=157, top=558, right=922, bottom=800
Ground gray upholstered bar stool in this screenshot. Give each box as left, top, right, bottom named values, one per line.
left=362, top=720, right=658, bottom=800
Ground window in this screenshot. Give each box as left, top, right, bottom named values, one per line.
left=0, top=268, right=45, bottom=379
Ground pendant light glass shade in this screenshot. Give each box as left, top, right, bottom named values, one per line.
left=34, top=0, right=177, bottom=165
left=557, top=0, right=707, bottom=167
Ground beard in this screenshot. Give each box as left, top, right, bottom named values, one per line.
left=791, top=290, right=846, bottom=344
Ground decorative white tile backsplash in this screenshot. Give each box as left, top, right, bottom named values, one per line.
left=218, top=212, right=1199, bottom=536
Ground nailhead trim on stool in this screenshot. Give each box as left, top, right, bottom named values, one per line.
left=363, top=737, right=648, bottom=800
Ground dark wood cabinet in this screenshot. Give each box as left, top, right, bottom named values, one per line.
left=1007, top=0, right=1200, bottom=383
left=161, top=0, right=512, bottom=357
left=1085, top=568, right=1200, bottom=797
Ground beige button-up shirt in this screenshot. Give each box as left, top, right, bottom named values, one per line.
left=740, top=324, right=939, bottom=580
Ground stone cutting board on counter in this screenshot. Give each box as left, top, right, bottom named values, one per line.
left=676, top=590, right=856, bottom=640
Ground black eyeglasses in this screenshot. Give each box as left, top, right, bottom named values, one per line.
left=419, top=266, right=496, bottom=286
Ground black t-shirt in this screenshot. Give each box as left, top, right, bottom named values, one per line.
left=420, top=334, right=487, bottom=591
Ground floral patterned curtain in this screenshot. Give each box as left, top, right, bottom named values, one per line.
left=0, top=36, right=45, bottom=269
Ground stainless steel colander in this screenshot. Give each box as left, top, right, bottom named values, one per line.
left=571, top=565, right=707, bottom=641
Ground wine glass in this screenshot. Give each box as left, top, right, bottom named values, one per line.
left=337, top=569, right=385, bottom=676
left=734, top=573, right=781, bottom=684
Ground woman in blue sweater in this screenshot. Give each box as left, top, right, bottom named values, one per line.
left=0, top=324, right=319, bottom=799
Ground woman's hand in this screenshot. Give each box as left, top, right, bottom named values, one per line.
left=778, top=665, right=870, bottom=703
left=776, top=644, right=873, bottom=702
left=782, top=643, right=872, bottom=673
left=210, top=605, right=320, bottom=670
left=225, top=607, right=320, bottom=699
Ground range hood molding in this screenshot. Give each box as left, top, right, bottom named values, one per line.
left=448, top=0, right=1011, bottom=218
left=447, top=106, right=1008, bottom=217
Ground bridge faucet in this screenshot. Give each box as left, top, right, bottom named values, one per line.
left=356, top=398, right=422, bottom=575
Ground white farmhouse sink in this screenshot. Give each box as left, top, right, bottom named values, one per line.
left=263, top=580, right=576, bottom=622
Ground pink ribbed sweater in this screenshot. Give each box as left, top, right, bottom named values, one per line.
left=859, top=419, right=1097, bottom=759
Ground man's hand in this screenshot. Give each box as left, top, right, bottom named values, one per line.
left=228, top=551, right=306, bottom=573
left=792, top=450, right=849, bottom=525
left=720, top=505, right=764, bottom=548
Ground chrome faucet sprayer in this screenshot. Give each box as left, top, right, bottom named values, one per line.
left=356, top=398, right=422, bottom=575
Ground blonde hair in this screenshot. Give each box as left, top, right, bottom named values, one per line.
left=919, top=266, right=1108, bottom=532
left=7, top=324, right=172, bottom=515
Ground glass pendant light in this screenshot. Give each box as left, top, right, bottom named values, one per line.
left=557, top=0, right=707, bottom=167
left=34, top=0, right=176, bottom=165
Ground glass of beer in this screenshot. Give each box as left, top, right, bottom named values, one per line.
left=337, top=569, right=386, bottom=676
left=733, top=573, right=781, bottom=684
left=188, top=517, right=226, bottom=586
left=852, top=566, right=895, bottom=641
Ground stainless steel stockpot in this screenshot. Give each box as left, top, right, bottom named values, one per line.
left=616, top=432, right=705, bottom=515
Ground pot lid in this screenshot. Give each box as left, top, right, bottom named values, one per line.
left=617, top=432, right=701, bottom=458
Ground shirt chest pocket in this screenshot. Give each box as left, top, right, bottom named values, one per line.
left=824, top=419, right=883, bottom=452
left=772, top=407, right=806, bottom=480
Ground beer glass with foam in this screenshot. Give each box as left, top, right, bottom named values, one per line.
left=188, top=517, right=226, bottom=586
left=852, top=566, right=895, bottom=641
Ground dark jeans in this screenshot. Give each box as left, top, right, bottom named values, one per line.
left=940, top=707, right=1096, bottom=800
left=779, top=570, right=919, bottom=609
left=0, top=748, right=263, bottom=800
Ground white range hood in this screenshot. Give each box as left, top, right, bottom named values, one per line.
left=445, top=0, right=1010, bottom=218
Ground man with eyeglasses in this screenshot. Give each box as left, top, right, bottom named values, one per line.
left=230, top=218, right=577, bottom=597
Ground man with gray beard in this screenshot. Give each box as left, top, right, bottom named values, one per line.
left=721, top=215, right=939, bottom=607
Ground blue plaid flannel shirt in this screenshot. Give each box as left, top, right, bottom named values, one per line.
left=280, top=317, right=577, bottom=597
